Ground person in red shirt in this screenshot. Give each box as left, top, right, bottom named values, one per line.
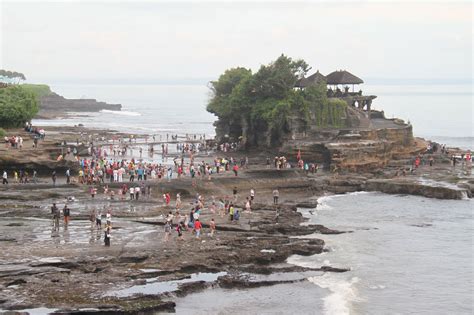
left=232, top=164, right=239, bottom=176
left=194, top=219, right=202, bottom=238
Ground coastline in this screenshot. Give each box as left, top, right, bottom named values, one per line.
left=0, top=111, right=472, bottom=313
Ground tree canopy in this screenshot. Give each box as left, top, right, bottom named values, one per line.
left=0, top=85, right=39, bottom=128
left=207, top=55, right=347, bottom=147
left=0, top=69, right=26, bottom=83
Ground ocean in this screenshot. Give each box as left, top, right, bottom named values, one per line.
left=292, top=193, right=473, bottom=315
left=32, top=82, right=473, bottom=150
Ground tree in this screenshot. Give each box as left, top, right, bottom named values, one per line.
left=207, top=55, right=346, bottom=148
left=0, top=86, right=39, bottom=128
left=0, top=69, right=26, bottom=84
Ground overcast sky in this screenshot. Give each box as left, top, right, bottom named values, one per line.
left=1, top=1, right=472, bottom=84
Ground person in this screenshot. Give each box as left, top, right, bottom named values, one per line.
left=245, top=197, right=251, bottom=213
left=2, top=170, right=7, bottom=184
left=106, top=208, right=112, bottom=226
left=52, top=171, right=57, bottom=186
left=66, top=168, right=71, bottom=184
left=164, top=221, right=171, bottom=242
left=273, top=189, right=279, bottom=205
left=250, top=188, right=255, bottom=202
left=232, top=164, right=239, bottom=176
left=32, top=170, right=37, bottom=184
left=233, top=206, right=240, bottom=221
left=104, top=224, right=111, bottom=247
left=229, top=204, right=235, bottom=221
left=176, top=221, right=185, bottom=241
left=51, top=203, right=60, bottom=230
left=233, top=186, right=238, bottom=202
left=135, top=185, right=140, bottom=200
left=166, top=211, right=174, bottom=224
left=176, top=193, right=182, bottom=209
left=90, top=186, right=97, bottom=198
left=89, top=208, right=96, bottom=228
left=96, top=210, right=102, bottom=229
left=194, top=219, right=202, bottom=238
left=129, top=186, right=135, bottom=200
left=209, top=218, right=216, bottom=237
left=63, top=204, right=71, bottom=227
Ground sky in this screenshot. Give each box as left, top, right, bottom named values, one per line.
left=0, top=0, right=472, bottom=84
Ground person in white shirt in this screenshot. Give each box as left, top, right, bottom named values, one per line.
left=129, top=187, right=135, bottom=200
left=2, top=171, right=8, bottom=185
left=135, top=186, right=140, bottom=200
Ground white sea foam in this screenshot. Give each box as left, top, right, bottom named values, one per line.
left=308, top=274, right=360, bottom=315
left=100, top=109, right=141, bottom=116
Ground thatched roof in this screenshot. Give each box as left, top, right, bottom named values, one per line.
left=326, top=70, right=363, bottom=85
left=295, top=70, right=326, bottom=88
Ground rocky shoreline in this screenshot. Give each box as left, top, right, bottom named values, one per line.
left=36, top=93, right=121, bottom=120
left=0, top=124, right=472, bottom=314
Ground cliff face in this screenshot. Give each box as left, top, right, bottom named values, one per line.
left=36, top=93, right=121, bottom=118
left=280, top=122, right=422, bottom=172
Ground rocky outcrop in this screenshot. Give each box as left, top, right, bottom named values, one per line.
left=365, top=178, right=469, bottom=200
left=36, top=93, right=121, bottom=118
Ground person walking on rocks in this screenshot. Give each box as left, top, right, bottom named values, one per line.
left=63, top=204, right=71, bottom=228
left=51, top=203, right=60, bottom=231
left=233, top=186, right=238, bottom=202
left=194, top=219, right=202, bottom=238
left=273, top=189, right=279, bottom=205
left=209, top=218, right=216, bottom=237
left=66, top=168, right=71, bottom=184
left=2, top=171, right=8, bottom=185
left=104, top=224, right=111, bottom=247
left=229, top=203, right=235, bottom=221
left=245, top=197, right=252, bottom=213
left=164, top=221, right=172, bottom=242
left=176, top=221, right=185, bottom=241
left=52, top=171, right=57, bottom=187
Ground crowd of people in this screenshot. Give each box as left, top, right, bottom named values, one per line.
left=45, top=184, right=282, bottom=247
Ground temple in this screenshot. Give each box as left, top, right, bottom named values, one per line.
left=296, top=69, right=377, bottom=113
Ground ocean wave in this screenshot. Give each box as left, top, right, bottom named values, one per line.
left=100, top=109, right=141, bottom=116
left=309, top=274, right=360, bottom=315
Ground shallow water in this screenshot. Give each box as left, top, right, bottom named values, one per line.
left=107, top=272, right=227, bottom=297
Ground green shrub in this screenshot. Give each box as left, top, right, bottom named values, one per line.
left=0, top=128, right=5, bottom=137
